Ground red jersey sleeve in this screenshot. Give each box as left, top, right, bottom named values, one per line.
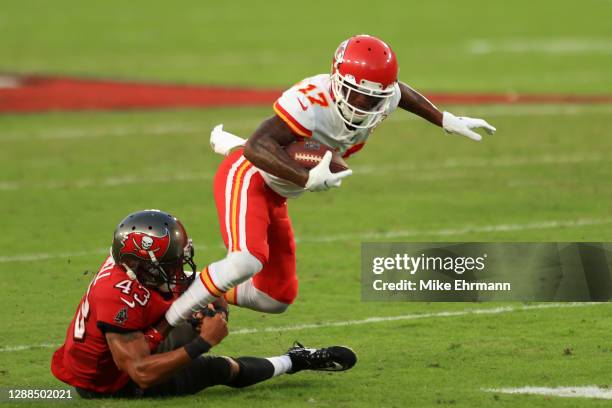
left=94, top=277, right=169, bottom=334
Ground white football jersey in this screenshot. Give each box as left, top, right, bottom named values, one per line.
left=259, top=74, right=401, bottom=198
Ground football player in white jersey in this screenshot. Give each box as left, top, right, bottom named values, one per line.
left=161, top=34, right=496, bottom=332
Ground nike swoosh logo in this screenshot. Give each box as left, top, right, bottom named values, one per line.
left=297, top=98, right=308, bottom=111
left=324, top=361, right=345, bottom=370
left=120, top=297, right=135, bottom=308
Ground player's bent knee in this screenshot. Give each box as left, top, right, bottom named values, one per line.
left=226, top=251, right=263, bottom=279
left=210, top=251, right=264, bottom=291
left=237, top=278, right=294, bottom=313
left=262, top=300, right=289, bottom=314
left=251, top=291, right=290, bottom=314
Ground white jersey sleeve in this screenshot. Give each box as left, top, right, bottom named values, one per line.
left=273, top=85, right=316, bottom=138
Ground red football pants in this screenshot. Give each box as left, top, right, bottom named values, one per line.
left=213, top=149, right=298, bottom=304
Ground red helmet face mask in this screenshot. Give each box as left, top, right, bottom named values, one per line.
left=331, top=35, right=399, bottom=129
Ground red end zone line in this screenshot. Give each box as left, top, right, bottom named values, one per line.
left=1, top=75, right=611, bottom=113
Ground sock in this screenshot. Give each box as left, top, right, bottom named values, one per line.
left=208, top=251, right=262, bottom=292
left=266, top=355, right=293, bottom=377
left=227, top=357, right=275, bottom=388
left=224, top=287, right=238, bottom=305
left=165, top=267, right=217, bottom=326
left=166, top=252, right=262, bottom=326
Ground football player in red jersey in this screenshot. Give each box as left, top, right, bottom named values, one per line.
left=163, top=34, right=496, bottom=328
left=51, top=210, right=356, bottom=398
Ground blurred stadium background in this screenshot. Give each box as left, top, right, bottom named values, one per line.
left=1, top=1, right=611, bottom=406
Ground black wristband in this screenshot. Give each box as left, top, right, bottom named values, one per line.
left=184, top=336, right=212, bottom=359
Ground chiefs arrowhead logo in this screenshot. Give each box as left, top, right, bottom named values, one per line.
left=119, top=230, right=170, bottom=261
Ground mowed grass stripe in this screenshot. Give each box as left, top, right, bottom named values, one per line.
left=1, top=217, right=610, bottom=263
left=1, top=104, right=612, bottom=144
left=1, top=153, right=608, bottom=191
left=0, top=302, right=604, bottom=353
left=2, top=104, right=612, bottom=143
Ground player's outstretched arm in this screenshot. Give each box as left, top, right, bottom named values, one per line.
left=243, top=116, right=310, bottom=187
left=398, top=82, right=443, bottom=126
left=398, top=82, right=496, bottom=141
left=106, top=312, right=228, bottom=389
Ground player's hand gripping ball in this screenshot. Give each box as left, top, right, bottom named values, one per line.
left=284, top=140, right=349, bottom=173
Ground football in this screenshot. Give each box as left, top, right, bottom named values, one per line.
left=284, top=140, right=349, bottom=173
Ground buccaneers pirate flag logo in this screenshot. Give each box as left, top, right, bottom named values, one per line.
left=119, top=230, right=170, bottom=261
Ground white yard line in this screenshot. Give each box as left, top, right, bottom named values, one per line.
left=0, top=343, right=60, bottom=352
left=230, top=302, right=602, bottom=335
left=1, top=218, right=610, bottom=264
left=0, top=75, right=21, bottom=89
left=353, top=153, right=608, bottom=174
left=298, top=218, right=612, bottom=243
left=0, top=302, right=604, bottom=353
left=0, top=249, right=109, bottom=263
left=0, top=124, right=204, bottom=142
left=0, top=172, right=214, bottom=191
left=468, top=39, right=612, bottom=55
left=483, top=386, right=612, bottom=400
left=388, top=104, right=612, bottom=121
left=0, top=119, right=260, bottom=142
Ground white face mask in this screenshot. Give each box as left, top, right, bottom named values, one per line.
left=338, top=100, right=367, bottom=124
left=331, top=72, right=396, bottom=129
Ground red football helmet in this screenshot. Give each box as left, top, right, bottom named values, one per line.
left=331, top=34, right=399, bottom=129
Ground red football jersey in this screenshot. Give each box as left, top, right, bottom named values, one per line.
left=51, top=255, right=171, bottom=393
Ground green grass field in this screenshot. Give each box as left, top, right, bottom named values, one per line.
left=1, top=1, right=612, bottom=406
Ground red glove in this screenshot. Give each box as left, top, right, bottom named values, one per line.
left=143, top=327, right=164, bottom=352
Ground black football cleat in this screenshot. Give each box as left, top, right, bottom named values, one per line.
left=286, top=341, right=357, bottom=374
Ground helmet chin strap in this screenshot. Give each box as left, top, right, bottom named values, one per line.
left=122, top=263, right=138, bottom=280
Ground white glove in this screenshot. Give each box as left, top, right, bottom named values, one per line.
left=442, top=111, right=496, bottom=141
left=305, top=151, right=353, bottom=192
left=210, top=124, right=247, bottom=155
